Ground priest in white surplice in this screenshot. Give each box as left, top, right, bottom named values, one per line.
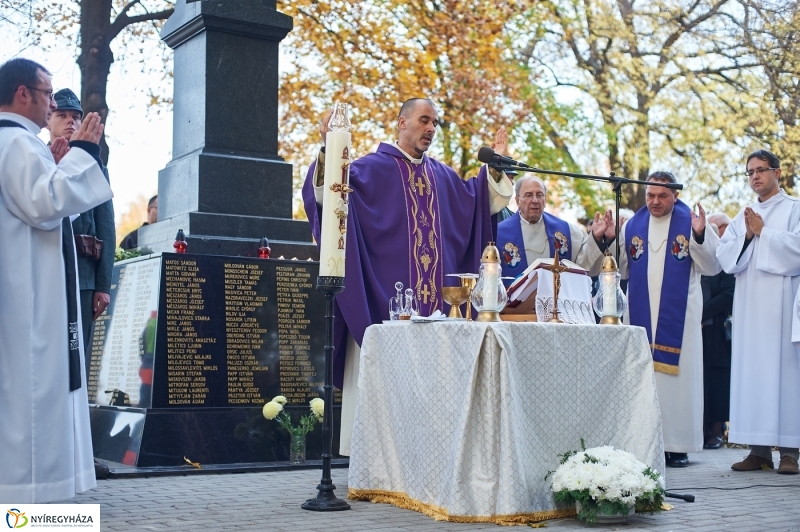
left=619, top=171, right=720, bottom=468
left=0, top=58, right=113, bottom=502
left=718, top=149, right=800, bottom=475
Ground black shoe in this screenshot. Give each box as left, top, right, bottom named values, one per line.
left=666, top=453, right=689, bottom=468
left=704, top=436, right=723, bottom=449
left=94, top=460, right=110, bottom=479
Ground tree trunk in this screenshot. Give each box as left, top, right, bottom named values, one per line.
left=77, top=0, right=114, bottom=166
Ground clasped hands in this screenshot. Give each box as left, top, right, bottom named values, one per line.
left=49, top=112, right=105, bottom=164
left=744, top=207, right=763, bottom=239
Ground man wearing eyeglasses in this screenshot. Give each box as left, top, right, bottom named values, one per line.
left=0, top=57, right=113, bottom=502
left=497, top=175, right=614, bottom=283
left=717, top=149, right=800, bottom=475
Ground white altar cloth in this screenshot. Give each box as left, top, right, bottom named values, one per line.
left=347, top=321, right=665, bottom=524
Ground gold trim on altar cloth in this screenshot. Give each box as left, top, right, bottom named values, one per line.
left=347, top=488, right=576, bottom=525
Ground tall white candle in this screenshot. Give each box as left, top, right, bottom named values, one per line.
left=319, top=103, right=352, bottom=277
left=483, top=263, right=499, bottom=311
left=601, top=272, right=617, bottom=316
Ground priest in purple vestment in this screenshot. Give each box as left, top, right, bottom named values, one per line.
left=302, top=98, right=513, bottom=455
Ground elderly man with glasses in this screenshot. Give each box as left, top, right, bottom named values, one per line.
left=717, top=149, right=800, bottom=475
left=496, top=175, right=614, bottom=284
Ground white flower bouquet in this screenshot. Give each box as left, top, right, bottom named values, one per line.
left=262, top=395, right=324, bottom=434
left=547, top=440, right=665, bottom=523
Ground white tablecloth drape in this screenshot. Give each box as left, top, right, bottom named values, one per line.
left=347, top=321, right=665, bottom=524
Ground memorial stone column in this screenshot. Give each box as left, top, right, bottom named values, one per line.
left=138, top=0, right=315, bottom=259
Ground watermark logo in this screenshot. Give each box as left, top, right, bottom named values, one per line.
left=5, top=509, right=28, bottom=529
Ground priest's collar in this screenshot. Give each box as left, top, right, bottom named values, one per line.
left=392, top=141, right=425, bottom=165
left=520, top=214, right=544, bottom=226
left=0, top=112, right=39, bottom=134
left=756, top=189, right=787, bottom=207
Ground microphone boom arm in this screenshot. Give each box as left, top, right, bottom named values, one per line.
left=493, top=164, right=683, bottom=261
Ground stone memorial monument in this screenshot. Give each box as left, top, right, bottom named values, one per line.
left=138, top=0, right=315, bottom=259
left=88, top=0, right=340, bottom=470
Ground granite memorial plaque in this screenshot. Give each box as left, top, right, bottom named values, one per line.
left=89, top=253, right=340, bottom=467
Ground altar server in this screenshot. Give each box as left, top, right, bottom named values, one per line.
left=718, top=149, right=800, bottom=475
left=619, top=171, right=720, bottom=468
left=0, top=58, right=113, bottom=501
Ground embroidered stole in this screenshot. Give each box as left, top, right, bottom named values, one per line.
left=394, top=156, right=443, bottom=315
left=498, top=211, right=572, bottom=283
left=626, top=200, right=693, bottom=375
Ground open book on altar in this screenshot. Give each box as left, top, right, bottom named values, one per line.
left=506, top=258, right=588, bottom=306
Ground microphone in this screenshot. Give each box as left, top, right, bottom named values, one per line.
left=477, top=147, right=530, bottom=168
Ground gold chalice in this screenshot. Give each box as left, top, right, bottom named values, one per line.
left=460, top=274, right=479, bottom=321
left=442, top=286, right=470, bottom=318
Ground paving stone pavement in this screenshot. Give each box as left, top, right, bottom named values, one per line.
left=59, top=448, right=800, bottom=531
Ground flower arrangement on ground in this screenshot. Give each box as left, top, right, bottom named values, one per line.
left=262, top=396, right=324, bottom=463
left=547, top=440, right=665, bottom=523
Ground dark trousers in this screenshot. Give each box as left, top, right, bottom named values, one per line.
left=80, top=289, right=95, bottom=377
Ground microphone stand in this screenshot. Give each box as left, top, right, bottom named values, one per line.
left=495, top=162, right=694, bottom=504
left=492, top=164, right=683, bottom=261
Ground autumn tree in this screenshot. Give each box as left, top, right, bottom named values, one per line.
left=1, top=0, right=174, bottom=165
left=523, top=0, right=761, bottom=210
left=732, top=0, right=800, bottom=190
left=276, top=0, right=605, bottom=216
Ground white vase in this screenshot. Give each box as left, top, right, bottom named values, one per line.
left=575, top=500, right=631, bottom=524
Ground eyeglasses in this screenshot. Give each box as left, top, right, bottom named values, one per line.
left=24, top=86, right=55, bottom=101
left=744, top=167, right=778, bottom=177
left=518, top=192, right=545, bottom=201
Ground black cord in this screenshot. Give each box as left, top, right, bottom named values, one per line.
left=669, top=484, right=800, bottom=491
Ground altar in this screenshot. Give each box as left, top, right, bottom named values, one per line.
left=347, top=321, right=665, bottom=524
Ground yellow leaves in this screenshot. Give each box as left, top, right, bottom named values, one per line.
left=278, top=0, right=544, bottom=178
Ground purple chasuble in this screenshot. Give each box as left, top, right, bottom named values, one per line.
left=302, top=143, right=497, bottom=387
left=625, top=200, right=693, bottom=375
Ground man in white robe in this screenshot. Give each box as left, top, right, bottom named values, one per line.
left=0, top=58, right=113, bottom=502
left=718, top=149, right=800, bottom=475
left=619, top=171, right=720, bottom=467
left=497, top=175, right=614, bottom=281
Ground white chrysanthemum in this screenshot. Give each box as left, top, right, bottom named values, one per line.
left=262, top=401, right=283, bottom=420
left=272, top=395, right=288, bottom=405
left=550, top=446, right=662, bottom=504
left=310, top=398, right=324, bottom=420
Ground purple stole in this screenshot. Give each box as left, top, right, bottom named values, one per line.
left=626, top=200, right=693, bottom=375
left=497, top=211, right=572, bottom=284
left=394, top=156, right=444, bottom=315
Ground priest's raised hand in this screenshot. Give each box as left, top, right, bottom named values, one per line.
left=490, top=127, right=509, bottom=157
left=591, top=209, right=615, bottom=242
left=691, top=202, right=707, bottom=238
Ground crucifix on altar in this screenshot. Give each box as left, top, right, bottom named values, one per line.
left=540, top=238, right=568, bottom=323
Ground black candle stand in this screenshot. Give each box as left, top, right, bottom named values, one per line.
left=302, top=276, right=351, bottom=511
